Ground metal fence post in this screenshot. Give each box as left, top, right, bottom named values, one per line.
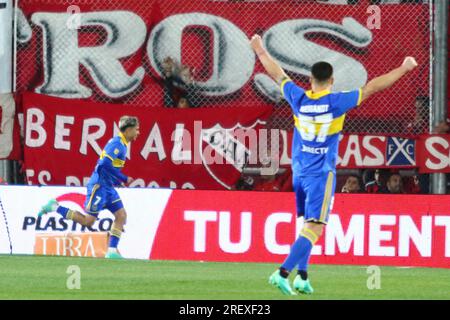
left=431, top=0, right=448, bottom=194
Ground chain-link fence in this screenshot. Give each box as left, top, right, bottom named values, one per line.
left=15, top=0, right=431, bottom=135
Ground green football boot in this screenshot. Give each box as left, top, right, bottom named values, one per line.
left=268, top=270, right=297, bottom=296
left=105, top=250, right=123, bottom=259
left=38, top=199, right=58, bottom=217
left=293, top=275, right=314, bottom=294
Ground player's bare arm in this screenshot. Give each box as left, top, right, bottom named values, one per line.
left=360, top=57, right=418, bottom=103
left=250, top=34, right=289, bottom=84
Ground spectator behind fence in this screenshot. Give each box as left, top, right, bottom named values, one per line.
left=403, top=173, right=429, bottom=194
left=161, top=57, right=200, bottom=108
left=179, top=65, right=201, bottom=107
left=253, top=167, right=293, bottom=192
left=405, top=96, right=429, bottom=135
left=386, top=172, right=404, bottom=194
left=162, top=57, right=178, bottom=107
left=365, top=169, right=388, bottom=193
left=341, top=175, right=363, bottom=193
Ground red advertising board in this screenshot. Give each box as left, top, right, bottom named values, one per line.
left=1, top=185, right=448, bottom=268
left=152, top=190, right=450, bottom=268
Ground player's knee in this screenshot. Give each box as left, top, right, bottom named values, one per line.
left=305, top=222, right=324, bottom=238
left=315, top=226, right=324, bottom=237
left=115, top=210, right=127, bottom=224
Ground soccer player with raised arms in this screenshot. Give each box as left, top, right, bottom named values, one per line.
left=250, top=34, right=418, bottom=295
left=38, top=116, right=140, bottom=259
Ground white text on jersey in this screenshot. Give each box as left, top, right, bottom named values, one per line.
left=302, top=145, right=329, bottom=154
left=299, top=104, right=329, bottom=113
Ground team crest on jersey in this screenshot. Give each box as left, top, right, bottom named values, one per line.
left=114, top=148, right=119, bottom=155
left=199, top=121, right=266, bottom=189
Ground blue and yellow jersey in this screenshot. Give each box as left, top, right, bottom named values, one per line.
left=89, top=132, right=129, bottom=186
left=281, top=79, right=362, bottom=176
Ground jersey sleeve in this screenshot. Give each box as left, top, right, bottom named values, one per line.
left=280, top=79, right=305, bottom=113
left=98, top=140, right=128, bottom=183
left=103, top=140, right=125, bottom=165
left=334, top=89, right=363, bottom=114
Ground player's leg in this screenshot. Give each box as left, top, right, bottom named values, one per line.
left=104, top=189, right=126, bottom=259
left=268, top=175, right=305, bottom=296
left=292, top=171, right=335, bottom=294
left=291, top=221, right=324, bottom=294
left=38, top=185, right=100, bottom=227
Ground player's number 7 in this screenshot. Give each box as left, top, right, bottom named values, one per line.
left=94, top=196, right=101, bottom=206
left=297, top=113, right=333, bottom=143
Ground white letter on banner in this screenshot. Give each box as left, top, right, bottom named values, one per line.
left=54, top=115, right=74, bottom=150
left=66, top=176, right=81, bottom=186
left=140, top=123, right=166, bottom=161
left=38, top=170, right=51, bottom=185
left=148, top=13, right=254, bottom=96
left=369, top=215, right=396, bottom=257
left=79, top=118, right=105, bottom=155
left=362, top=136, right=385, bottom=166
left=25, top=108, right=47, bottom=147
left=340, top=135, right=363, bottom=167
left=264, top=213, right=292, bottom=255
left=184, top=211, right=217, bottom=253
left=325, top=214, right=365, bottom=256
left=425, top=137, right=450, bottom=170
left=31, top=11, right=146, bottom=99
left=218, top=211, right=252, bottom=254
left=398, top=216, right=432, bottom=257
left=435, top=216, right=450, bottom=258
left=255, top=18, right=371, bottom=102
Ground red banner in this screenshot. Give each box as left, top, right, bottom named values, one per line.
left=282, top=132, right=450, bottom=173
left=152, top=190, right=450, bottom=269
left=16, top=1, right=429, bottom=116
left=23, top=92, right=450, bottom=189
left=23, top=92, right=273, bottom=189
left=417, top=135, right=450, bottom=173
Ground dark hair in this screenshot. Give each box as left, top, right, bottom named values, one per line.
left=311, top=61, right=333, bottom=83
left=347, top=174, right=363, bottom=191
left=119, top=116, right=139, bottom=132
left=388, top=172, right=402, bottom=182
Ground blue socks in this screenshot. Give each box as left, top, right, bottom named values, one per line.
left=109, top=226, right=122, bottom=249
left=281, top=228, right=319, bottom=274
left=56, top=206, right=70, bottom=219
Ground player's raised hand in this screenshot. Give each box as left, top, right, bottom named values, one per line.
left=250, top=34, right=264, bottom=53
left=402, top=57, right=418, bottom=71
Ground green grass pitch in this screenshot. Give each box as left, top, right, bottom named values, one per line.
left=0, top=255, right=449, bottom=300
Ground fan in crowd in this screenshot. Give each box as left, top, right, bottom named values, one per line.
left=341, top=175, right=363, bottom=193
left=364, top=169, right=388, bottom=193
left=404, top=96, right=429, bottom=135
left=161, top=57, right=200, bottom=109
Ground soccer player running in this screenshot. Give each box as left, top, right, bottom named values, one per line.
left=250, top=34, right=417, bottom=295
left=38, top=116, right=140, bottom=259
